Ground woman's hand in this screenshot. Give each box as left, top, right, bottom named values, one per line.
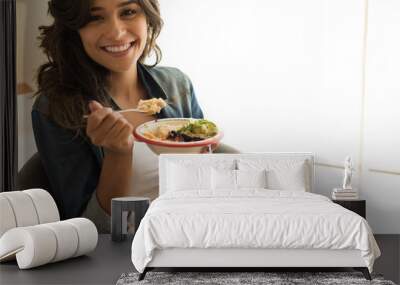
left=86, top=101, right=134, bottom=155
left=200, top=143, right=219, bottom=154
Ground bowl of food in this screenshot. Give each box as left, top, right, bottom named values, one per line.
left=133, top=118, right=223, bottom=155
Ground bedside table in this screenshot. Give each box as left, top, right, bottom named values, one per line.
left=332, top=199, right=366, bottom=219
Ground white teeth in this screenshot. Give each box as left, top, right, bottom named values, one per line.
left=104, top=43, right=132, bottom=53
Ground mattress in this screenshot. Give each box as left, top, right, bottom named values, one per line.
left=131, top=190, right=380, bottom=273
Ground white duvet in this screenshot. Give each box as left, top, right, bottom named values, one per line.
left=131, top=190, right=380, bottom=273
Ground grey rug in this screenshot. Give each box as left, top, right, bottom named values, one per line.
left=116, top=272, right=396, bottom=285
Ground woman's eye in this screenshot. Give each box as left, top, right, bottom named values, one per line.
left=121, top=9, right=137, bottom=17
left=89, top=15, right=103, bottom=22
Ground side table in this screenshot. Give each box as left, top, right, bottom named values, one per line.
left=332, top=199, right=366, bottom=219
left=111, top=197, right=150, bottom=242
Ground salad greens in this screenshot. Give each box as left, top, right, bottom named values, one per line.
left=168, top=119, right=218, bottom=141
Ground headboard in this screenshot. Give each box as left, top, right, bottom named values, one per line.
left=159, top=153, right=315, bottom=195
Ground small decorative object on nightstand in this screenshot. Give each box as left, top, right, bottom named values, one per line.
left=111, top=197, right=150, bottom=242
left=332, top=199, right=366, bottom=219
left=342, top=156, right=354, bottom=190
left=331, top=156, right=360, bottom=200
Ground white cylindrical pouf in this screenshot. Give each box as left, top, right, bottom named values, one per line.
left=66, top=218, right=98, bottom=257
left=0, top=192, right=39, bottom=227
left=0, top=226, right=57, bottom=269
left=42, top=221, right=79, bottom=262
left=0, top=219, right=98, bottom=269
left=0, top=196, right=17, bottom=237
left=23, top=189, right=60, bottom=224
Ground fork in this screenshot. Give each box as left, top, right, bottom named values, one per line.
left=83, top=98, right=173, bottom=119
left=83, top=108, right=147, bottom=119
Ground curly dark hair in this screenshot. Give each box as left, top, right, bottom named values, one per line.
left=36, top=0, right=163, bottom=131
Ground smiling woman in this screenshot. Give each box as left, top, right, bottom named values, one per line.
left=30, top=0, right=211, bottom=231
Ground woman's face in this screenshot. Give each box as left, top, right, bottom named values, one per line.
left=79, top=0, right=148, bottom=73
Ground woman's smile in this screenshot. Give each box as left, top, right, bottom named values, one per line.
left=101, top=41, right=135, bottom=57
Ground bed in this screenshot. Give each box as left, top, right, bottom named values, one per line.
left=131, top=153, right=380, bottom=281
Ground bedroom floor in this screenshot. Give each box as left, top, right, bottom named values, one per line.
left=374, top=235, right=400, bottom=284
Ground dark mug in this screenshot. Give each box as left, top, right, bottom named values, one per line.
left=111, top=197, right=150, bottom=242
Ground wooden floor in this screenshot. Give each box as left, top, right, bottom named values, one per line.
left=373, top=234, right=400, bottom=284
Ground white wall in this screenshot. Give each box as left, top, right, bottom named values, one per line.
left=157, top=0, right=399, bottom=233
left=362, top=0, right=400, bottom=233
left=16, top=0, right=399, bottom=233
left=158, top=0, right=363, bottom=167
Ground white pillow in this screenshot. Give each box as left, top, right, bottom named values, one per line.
left=211, top=169, right=237, bottom=190
left=211, top=169, right=268, bottom=190
left=167, top=163, right=212, bottom=192
left=238, top=159, right=309, bottom=191
left=236, top=169, right=268, bottom=189
left=267, top=166, right=306, bottom=191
